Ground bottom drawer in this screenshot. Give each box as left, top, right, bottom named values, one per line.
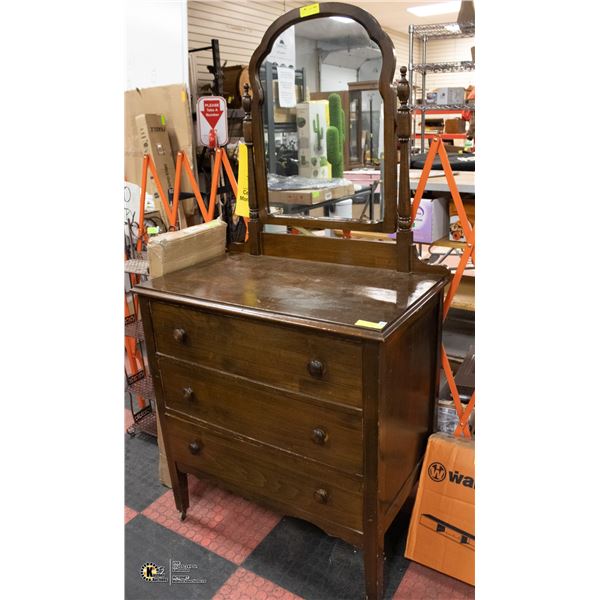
left=165, top=415, right=363, bottom=532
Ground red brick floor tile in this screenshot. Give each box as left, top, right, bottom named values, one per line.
left=142, top=475, right=281, bottom=564
left=393, top=562, right=474, bottom=599
left=124, top=505, right=138, bottom=524
left=125, top=408, right=134, bottom=432
left=213, top=568, right=303, bottom=600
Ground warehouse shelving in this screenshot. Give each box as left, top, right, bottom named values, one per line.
left=408, top=20, right=475, bottom=152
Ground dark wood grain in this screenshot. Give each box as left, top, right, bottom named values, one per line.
left=362, top=341, right=384, bottom=600
left=377, top=296, right=440, bottom=518
left=158, top=355, right=364, bottom=474
left=138, top=295, right=190, bottom=518
left=151, top=300, right=364, bottom=406
left=249, top=2, right=397, bottom=233
left=166, top=414, right=364, bottom=532
left=137, top=252, right=443, bottom=333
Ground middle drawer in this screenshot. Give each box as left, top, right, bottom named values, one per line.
left=158, top=356, right=363, bottom=475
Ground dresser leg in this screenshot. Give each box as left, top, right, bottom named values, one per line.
left=363, top=529, right=384, bottom=600
left=169, top=462, right=189, bottom=520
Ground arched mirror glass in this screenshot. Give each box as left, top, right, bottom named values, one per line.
left=258, top=15, right=385, bottom=224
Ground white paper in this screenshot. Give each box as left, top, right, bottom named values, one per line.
left=276, top=66, right=296, bottom=108
left=266, top=26, right=295, bottom=68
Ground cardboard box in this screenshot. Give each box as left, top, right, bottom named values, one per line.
left=425, top=92, right=438, bottom=104
left=405, top=433, right=475, bottom=585
left=445, top=118, right=466, bottom=134
left=148, top=219, right=227, bottom=279
left=412, top=197, right=449, bottom=244
left=268, top=182, right=354, bottom=206
left=136, top=113, right=178, bottom=226
left=434, top=87, right=465, bottom=105
left=296, top=101, right=330, bottom=179
left=125, top=85, right=196, bottom=218
left=449, top=200, right=475, bottom=242
left=272, top=81, right=301, bottom=123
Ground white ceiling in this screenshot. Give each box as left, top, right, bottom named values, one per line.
left=348, top=1, right=462, bottom=35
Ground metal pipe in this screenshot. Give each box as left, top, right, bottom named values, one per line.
left=408, top=25, right=414, bottom=155
left=421, top=35, right=427, bottom=152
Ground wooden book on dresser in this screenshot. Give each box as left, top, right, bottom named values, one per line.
left=134, top=4, right=449, bottom=598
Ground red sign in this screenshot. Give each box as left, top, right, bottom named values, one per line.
left=200, top=99, right=223, bottom=128
left=197, top=96, right=228, bottom=147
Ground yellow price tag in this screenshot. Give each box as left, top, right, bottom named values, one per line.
left=235, top=143, right=250, bottom=218
left=354, top=320, right=387, bottom=330
left=300, top=3, right=320, bottom=18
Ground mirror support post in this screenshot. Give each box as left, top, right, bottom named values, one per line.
left=396, top=66, right=414, bottom=272
left=243, top=83, right=263, bottom=256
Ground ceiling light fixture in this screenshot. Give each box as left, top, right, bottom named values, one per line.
left=444, top=23, right=461, bottom=33
left=406, top=1, right=460, bottom=17
left=330, top=16, right=354, bottom=23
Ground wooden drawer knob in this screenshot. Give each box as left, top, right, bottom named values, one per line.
left=173, top=328, right=187, bottom=343
left=307, top=359, right=325, bottom=379
left=313, top=488, right=329, bottom=504
left=188, top=440, right=202, bottom=455
left=311, top=427, right=328, bottom=445
left=182, top=387, right=194, bottom=401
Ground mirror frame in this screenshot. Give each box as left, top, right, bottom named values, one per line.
left=249, top=2, right=398, bottom=233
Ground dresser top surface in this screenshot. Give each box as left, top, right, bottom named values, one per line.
left=135, top=253, right=445, bottom=337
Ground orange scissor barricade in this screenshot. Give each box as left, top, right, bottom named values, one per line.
left=411, top=137, right=475, bottom=438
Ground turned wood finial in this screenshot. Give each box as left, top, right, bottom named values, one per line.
left=242, top=83, right=252, bottom=121
left=396, top=65, right=412, bottom=240
left=397, top=66, right=410, bottom=108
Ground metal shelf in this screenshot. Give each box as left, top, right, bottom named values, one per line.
left=124, top=317, right=145, bottom=340
left=413, top=61, right=474, bottom=74
left=412, top=104, right=474, bottom=112
left=127, top=373, right=155, bottom=401
left=413, top=133, right=467, bottom=140
left=127, top=406, right=157, bottom=438
left=411, top=21, right=475, bottom=40
left=124, top=258, right=149, bottom=275
left=273, top=122, right=297, bottom=131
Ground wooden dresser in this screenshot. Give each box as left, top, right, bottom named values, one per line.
left=134, top=5, right=450, bottom=597
left=136, top=253, right=445, bottom=597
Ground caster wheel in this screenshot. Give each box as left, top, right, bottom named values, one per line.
left=179, top=510, right=187, bottom=522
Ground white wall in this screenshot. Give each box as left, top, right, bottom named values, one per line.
left=125, top=0, right=188, bottom=90
left=320, top=63, right=357, bottom=93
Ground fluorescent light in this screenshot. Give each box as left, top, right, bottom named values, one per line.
left=444, top=23, right=461, bottom=33
left=407, top=1, right=460, bottom=17
left=330, top=16, right=354, bottom=23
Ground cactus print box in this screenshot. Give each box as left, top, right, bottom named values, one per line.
left=296, top=101, right=330, bottom=179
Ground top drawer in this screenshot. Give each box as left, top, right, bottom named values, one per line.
left=150, top=301, right=363, bottom=407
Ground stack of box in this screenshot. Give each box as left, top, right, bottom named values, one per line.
left=449, top=200, right=475, bottom=242
left=412, top=197, right=449, bottom=244
left=296, top=101, right=330, bottom=179
left=405, top=433, right=475, bottom=586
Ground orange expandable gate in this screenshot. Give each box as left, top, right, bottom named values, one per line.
left=411, top=137, right=475, bottom=438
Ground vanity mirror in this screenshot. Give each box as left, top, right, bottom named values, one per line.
left=250, top=2, right=398, bottom=232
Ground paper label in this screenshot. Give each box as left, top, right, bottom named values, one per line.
left=234, top=143, right=250, bottom=218
left=276, top=65, right=296, bottom=108
left=300, top=3, right=320, bottom=18
left=354, top=320, right=387, bottom=330
left=147, top=226, right=159, bottom=235
left=266, top=27, right=295, bottom=68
